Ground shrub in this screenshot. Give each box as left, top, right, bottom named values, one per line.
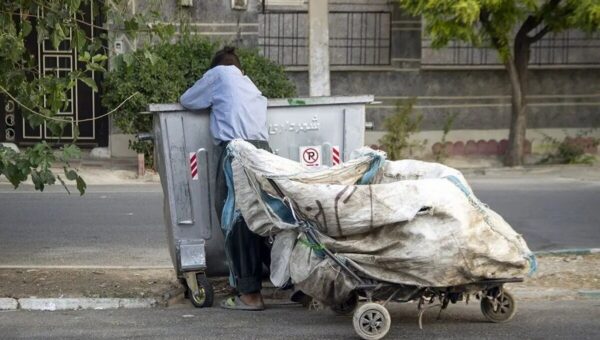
left=102, top=37, right=296, bottom=165
left=378, top=99, right=425, bottom=160
left=539, top=132, right=599, bottom=165
left=433, top=112, right=459, bottom=162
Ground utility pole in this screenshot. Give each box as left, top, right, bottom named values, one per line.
left=308, top=0, right=330, bottom=96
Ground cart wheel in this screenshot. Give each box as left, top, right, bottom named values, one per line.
left=331, top=292, right=358, bottom=315
left=188, top=273, right=214, bottom=308
left=481, top=290, right=516, bottom=323
left=352, top=303, right=391, bottom=340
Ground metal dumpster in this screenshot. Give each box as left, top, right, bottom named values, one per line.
left=149, top=95, right=373, bottom=307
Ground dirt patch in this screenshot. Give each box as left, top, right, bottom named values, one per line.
left=511, top=254, right=600, bottom=292
left=0, top=269, right=180, bottom=299
left=1, top=254, right=598, bottom=300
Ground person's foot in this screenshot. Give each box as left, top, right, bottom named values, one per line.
left=239, top=292, right=264, bottom=308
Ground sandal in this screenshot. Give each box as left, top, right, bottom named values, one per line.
left=220, top=296, right=265, bottom=311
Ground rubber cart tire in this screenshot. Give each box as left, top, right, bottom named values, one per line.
left=352, top=303, right=391, bottom=340
left=481, top=290, right=516, bottom=323
left=189, top=273, right=214, bottom=308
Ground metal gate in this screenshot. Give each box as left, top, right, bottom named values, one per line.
left=0, top=1, right=107, bottom=147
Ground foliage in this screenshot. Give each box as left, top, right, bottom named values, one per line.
left=539, top=131, right=599, bottom=165
left=102, top=36, right=296, bottom=166
left=433, top=112, right=459, bottom=162
left=398, top=0, right=600, bottom=62
left=0, top=142, right=86, bottom=194
left=379, top=99, right=425, bottom=160
left=397, top=0, right=600, bottom=166
left=0, top=0, right=176, bottom=193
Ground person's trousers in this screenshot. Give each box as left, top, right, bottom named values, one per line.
left=215, top=140, right=271, bottom=294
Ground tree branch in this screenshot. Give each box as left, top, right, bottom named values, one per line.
left=518, top=0, right=562, bottom=38
left=519, top=15, right=540, bottom=36
left=543, top=0, right=563, bottom=15
left=479, top=10, right=502, bottom=51
left=527, top=25, right=552, bottom=43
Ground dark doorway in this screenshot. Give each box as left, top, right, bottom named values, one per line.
left=1, top=1, right=108, bottom=148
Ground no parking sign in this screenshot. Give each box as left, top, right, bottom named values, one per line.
left=299, top=146, right=322, bottom=167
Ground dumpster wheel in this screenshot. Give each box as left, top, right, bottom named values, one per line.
left=185, top=272, right=214, bottom=308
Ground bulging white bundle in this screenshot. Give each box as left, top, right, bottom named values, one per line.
left=227, top=140, right=534, bottom=304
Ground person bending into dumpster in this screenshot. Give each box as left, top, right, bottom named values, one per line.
left=180, top=46, right=271, bottom=311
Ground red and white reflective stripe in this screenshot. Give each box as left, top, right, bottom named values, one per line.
left=190, top=152, right=199, bottom=180
left=332, top=146, right=341, bottom=165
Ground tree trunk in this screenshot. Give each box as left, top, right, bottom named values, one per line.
left=505, top=36, right=530, bottom=166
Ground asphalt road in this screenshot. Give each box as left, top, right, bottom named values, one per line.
left=469, top=177, right=600, bottom=251
left=1, top=300, right=599, bottom=339
left=0, top=185, right=171, bottom=267
left=0, top=177, right=599, bottom=267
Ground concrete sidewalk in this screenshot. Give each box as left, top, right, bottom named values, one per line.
left=1, top=150, right=598, bottom=195
left=2, top=154, right=598, bottom=187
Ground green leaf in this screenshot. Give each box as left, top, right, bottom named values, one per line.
left=36, top=25, right=48, bottom=44
left=92, top=54, right=108, bottom=63
left=80, top=76, right=98, bottom=92
left=51, top=23, right=67, bottom=50
left=143, top=50, right=158, bottom=65
left=74, top=27, right=86, bottom=51
left=79, top=51, right=91, bottom=62
left=62, top=144, right=81, bottom=160
left=123, top=18, right=140, bottom=33
left=31, top=170, right=44, bottom=191
left=86, top=63, right=107, bottom=73
left=50, top=29, right=61, bottom=50
left=123, top=53, right=134, bottom=66
left=22, top=20, right=32, bottom=37
left=76, top=175, right=87, bottom=195
left=65, top=169, right=78, bottom=180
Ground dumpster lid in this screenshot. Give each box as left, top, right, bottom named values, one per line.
left=148, top=95, right=374, bottom=112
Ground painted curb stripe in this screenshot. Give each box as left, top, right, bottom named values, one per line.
left=15, top=298, right=158, bottom=311
left=0, top=265, right=173, bottom=269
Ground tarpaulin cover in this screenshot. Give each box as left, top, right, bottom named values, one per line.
left=225, top=140, right=535, bottom=305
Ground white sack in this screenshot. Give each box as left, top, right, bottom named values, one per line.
left=226, top=140, right=534, bottom=302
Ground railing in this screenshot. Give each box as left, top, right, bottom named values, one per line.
left=422, top=29, right=600, bottom=67
left=258, top=11, right=391, bottom=66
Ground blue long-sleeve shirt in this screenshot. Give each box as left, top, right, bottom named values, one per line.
left=180, top=65, right=269, bottom=144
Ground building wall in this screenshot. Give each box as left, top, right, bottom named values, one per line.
left=108, top=0, right=600, bottom=157
left=285, top=68, right=600, bottom=130
left=269, top=1, right=600, bottom=155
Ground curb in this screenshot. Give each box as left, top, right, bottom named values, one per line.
left=0, top=298, right=18, bottom=310
left=0, top=298, right=157, bottom=311
left=160, top=286, right=186, bottom=307
left=534, top=248, right=600, bottom=256
left=511, top=288, right=577, bottom=300
left=512, top=288, right=600, bottom=300
left=578, top=290, right=600, bottom=298
left=2, top=249, right=598, bottom=311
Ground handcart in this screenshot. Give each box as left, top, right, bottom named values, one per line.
left=266, top=178, right=524, bottom=340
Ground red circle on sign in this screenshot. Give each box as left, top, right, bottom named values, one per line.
left=302, top=148, right=319, bottom=164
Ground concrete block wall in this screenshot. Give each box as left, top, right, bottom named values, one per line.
left=108, top=0, right=600, bottom=158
